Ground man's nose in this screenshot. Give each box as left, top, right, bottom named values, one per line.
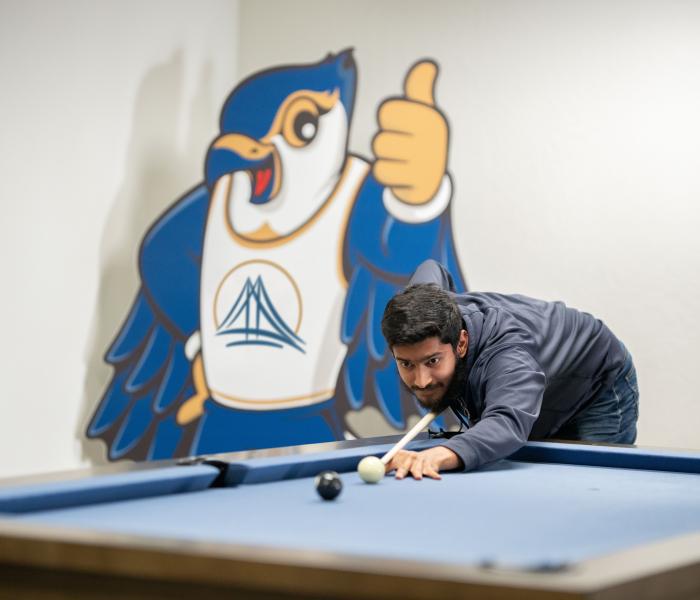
left=414, top=366, right=433, bottom=389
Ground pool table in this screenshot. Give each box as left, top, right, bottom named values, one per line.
left=0, top=435, right=699, bottom=599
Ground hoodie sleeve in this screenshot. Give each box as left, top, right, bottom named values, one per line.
left=407, top=259, right=545, bottom=471
left=441, top=346, right=545, bottom=471
left=408, top=259, right=456, bottom=290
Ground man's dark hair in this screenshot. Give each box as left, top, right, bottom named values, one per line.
left=381, top=284, right=463, bottom=350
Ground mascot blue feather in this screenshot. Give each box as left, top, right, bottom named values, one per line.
left=88, top=185, right=209, bottom=459
left=337, top=171, right=466, bottom=434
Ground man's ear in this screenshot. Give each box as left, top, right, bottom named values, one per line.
left=457, top=329, right=468, bottom=358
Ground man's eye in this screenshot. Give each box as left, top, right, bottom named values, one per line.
left=399, top=361, right=411, bottom=369
left=428, top=357, right=440, bottom=366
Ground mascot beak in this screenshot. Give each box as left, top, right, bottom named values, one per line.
left=206, top=133, right=281, bottom=205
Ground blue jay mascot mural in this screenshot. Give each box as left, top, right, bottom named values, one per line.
left=87, top=49, right=467, bottom=461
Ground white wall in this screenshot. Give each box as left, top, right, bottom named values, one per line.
left=1, top=0, right=698, bottom=479
left=0, top=0, right=239, bottom=478
left=239, top=0, right=700, bottom=450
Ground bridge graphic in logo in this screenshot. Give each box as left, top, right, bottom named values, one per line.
left=216, top=275, right=305, bottom=353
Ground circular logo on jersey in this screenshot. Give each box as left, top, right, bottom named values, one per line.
left=212, top=259, right=305, bottom=353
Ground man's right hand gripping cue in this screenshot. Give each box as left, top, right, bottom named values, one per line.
left=386, top=446, right=463, bottom=480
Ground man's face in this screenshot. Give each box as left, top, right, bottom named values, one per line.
left=392, top=331, right=468, bottom=411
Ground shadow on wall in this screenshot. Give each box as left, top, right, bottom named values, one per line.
left=77, top=50, right=215, bottom=466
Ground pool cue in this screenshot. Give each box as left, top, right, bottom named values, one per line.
left=380, top=410, right=441, bottom=465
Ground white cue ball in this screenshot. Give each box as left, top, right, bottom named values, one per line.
left=358, top=456, right=385, bottom=484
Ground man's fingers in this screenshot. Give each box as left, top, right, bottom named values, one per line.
left=395, top=464, right=411, bottom=480
left=388, top=450, right=445, bottom=481
left=425, top=465, right=442, bottom=480
left=410, top=456, right=425, bottom=480
left=390, top=450, right=417, bottom=479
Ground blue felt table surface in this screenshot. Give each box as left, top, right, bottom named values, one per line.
left=10, top=452, right=700, bottom=569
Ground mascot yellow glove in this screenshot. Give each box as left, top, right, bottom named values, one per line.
left=176, top=354, right=210, bottom=425
left=372, top=60, right=449, bottom=205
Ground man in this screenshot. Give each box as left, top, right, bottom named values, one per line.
left=381, top=260, right=639, bottom=480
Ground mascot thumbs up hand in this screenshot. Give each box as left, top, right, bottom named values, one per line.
left=372, top=60, right=449, bottom=205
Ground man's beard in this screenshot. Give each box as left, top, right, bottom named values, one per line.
left=404, top=352, right=469, bottom=414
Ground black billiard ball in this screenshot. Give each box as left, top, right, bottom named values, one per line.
left=315, top=470, right=342, bottom=500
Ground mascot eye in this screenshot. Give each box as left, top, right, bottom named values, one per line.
left=294, top=112, right=318, bottom=143
left=282, top=97, right=324, bottom=148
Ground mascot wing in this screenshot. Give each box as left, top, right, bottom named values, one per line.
left=87, top=185, right=210, bottom=461
left=337, top=172, right=466, bottom=435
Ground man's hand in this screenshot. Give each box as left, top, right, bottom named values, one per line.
left=386, top=446, right=462, bottom=480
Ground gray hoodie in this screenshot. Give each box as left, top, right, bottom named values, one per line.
left=410, top=260, right=626, bottom=471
